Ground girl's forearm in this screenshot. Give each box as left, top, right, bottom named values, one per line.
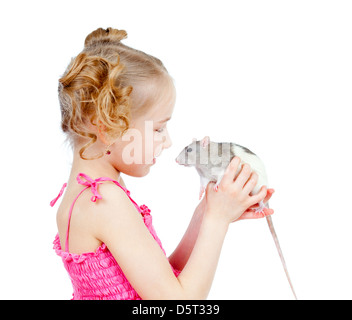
left=176, top=212, right=229, bottom=299
left=168, top=199, right=206, bottom=271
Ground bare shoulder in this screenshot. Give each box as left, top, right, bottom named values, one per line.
left=56, top=180, right=142, bottom=253
left=91, top=182, right=141, bottom=220
left=95, top=182, right=139, bottom=211
left=91, top=182, right=144, bottom=239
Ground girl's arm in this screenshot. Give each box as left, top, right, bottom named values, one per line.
left=168, top=186, right=274, bottom=272
left=168, top=197, right=206, bottom=272
left=94, top=157, right=271, bottom=299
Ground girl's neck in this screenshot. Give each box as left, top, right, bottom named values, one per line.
left=68, top=150, right=121, bottom=186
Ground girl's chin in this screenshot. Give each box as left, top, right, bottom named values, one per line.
left=127, top=163, right=154, bottom=177
left=118, top=159, right=157, bottom=178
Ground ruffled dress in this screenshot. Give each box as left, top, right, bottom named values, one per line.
left=50, top=173, right=180, bottom=300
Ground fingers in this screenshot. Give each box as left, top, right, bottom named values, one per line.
left=264, top=188, right=275, bottom=203
left=205, top=181, right=216, bottom=197
left=219, top=157, right=241, bottom=188
left=237, top=207, right=274, bottom=221
left=248, top=185, right=268, bottom=207
left=242, top=171, right=259, bottom=194
left=248, top=188, right=275, bottom=209
left=234, top=163, right=252, bottom=189
left=220, top=157, right=253, bottom=191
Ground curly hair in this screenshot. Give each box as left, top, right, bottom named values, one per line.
left=58, top=27, right=171, bottom=160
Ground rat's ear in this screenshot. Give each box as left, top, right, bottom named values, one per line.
left=192, top=138, right=197, bottom=142
left=200, top=136, right=210, bottom=148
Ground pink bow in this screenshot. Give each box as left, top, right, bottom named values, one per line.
left=76, top=173, right=104, bottom=202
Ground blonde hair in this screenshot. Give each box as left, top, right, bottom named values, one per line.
left=58, top=27, right=172, bottom=160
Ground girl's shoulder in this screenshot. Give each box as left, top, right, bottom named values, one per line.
left=56, top=178, right=142, bottom=254
left=90, top=181, right=140, bottom=214
left=70, top=179, right=142, bottom=226
left=91, top=181, right=144, bottom=223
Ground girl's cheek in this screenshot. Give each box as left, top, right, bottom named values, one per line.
left=163, top=129, right=172, bottom=149
left=154, top=143, right=163, bottom=158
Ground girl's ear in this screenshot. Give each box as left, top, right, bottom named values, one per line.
left=97, top=121, right=109, bottom=145
left=200, top=136, right=210, bottom=148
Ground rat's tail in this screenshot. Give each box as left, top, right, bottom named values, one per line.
left=266, top=215, right=297, bottom=300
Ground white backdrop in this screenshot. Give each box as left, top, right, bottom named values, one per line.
left=1, top=0, right=351, bottom=300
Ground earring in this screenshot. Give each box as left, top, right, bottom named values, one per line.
left=105, top=144, right=112, bottom=155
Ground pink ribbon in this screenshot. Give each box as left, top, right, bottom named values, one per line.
left=50, top=183, right=67, bottom=207
left=50, top=173, right=120, bottom=207
left=76, top=173, right=104, bottom=202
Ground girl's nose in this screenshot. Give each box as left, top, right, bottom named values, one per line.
left=163, top=130, right=172, bottom=149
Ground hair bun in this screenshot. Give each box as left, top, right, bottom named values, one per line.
left=84, top=27, right=127, bottom=47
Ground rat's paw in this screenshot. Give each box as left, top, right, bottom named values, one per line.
left=235, top=206, right=273, bottom=221
left=252, top=201, right=273, bottom=218
left=254, top=201, right=266, bottom=214
left=199, top=187, right=205, bottom=199
left=253, top=207, right=274, bottom=218
left=253, top=209, right=266, bottom=218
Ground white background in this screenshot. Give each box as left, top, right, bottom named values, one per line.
left=0, top=0, right=351, bottom=300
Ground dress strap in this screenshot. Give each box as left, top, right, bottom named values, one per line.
left=50, top=183, right=67, bottom=207
left=50, top=173, right=141, bottom=252
left=76, top=173, right=141, bottom=211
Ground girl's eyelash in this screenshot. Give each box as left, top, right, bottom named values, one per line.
left=156, top=125, right=168, bottom=133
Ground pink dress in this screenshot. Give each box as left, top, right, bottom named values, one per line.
left=50, top=173, right=180, bottom=300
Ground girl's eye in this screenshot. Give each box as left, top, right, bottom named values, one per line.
left=186, top=147, right=192, bottom=152
left=156, top=128, right=165, bottom=133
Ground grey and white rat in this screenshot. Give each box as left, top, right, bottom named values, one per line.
left=176, top=136, right=297, bottom=299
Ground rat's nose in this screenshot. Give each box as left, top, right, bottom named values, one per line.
left=175, top=158, right=179, bottom=163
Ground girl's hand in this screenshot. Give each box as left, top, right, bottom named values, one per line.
left=236, top=188, right=274, bottom=221
left=204, top=157, right=271, bottom=224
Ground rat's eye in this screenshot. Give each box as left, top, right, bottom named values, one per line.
left=186, top=147, right=192, bottom=152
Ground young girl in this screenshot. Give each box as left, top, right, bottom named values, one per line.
left=51, top=27, right=274, bottom=300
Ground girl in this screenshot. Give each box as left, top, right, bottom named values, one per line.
left=51, top=27, right=274, bottom=300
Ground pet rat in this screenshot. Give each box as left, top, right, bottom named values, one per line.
left=176, top=136, right=297, bottom=299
